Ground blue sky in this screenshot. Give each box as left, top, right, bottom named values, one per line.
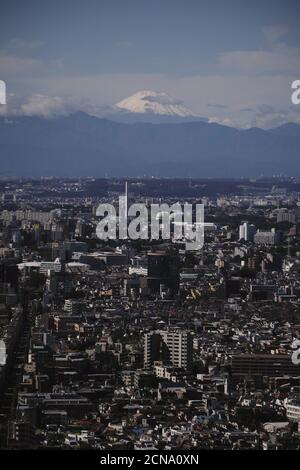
left=0, top=0, right=300, bottom=127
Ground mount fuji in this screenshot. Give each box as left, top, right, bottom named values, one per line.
left=107, top=90, right=205, bottom=123
left=115, top=90, right=197, bottom=117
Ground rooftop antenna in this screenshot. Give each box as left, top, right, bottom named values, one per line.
left=125, top=180, right=128, bottom=217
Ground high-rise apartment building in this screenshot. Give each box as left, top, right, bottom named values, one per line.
left=277, top=209, right=296, bottom=224
left=239, top=221, right=256, bottom=242
left=254, top=228, right=280, bottom=245
left=144, top=329, right=193, bottom=371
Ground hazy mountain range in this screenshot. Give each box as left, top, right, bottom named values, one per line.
left=0, top=90, right=300, bottom=178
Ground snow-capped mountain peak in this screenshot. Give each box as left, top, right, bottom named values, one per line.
left=115, top=90, right=197, bottom=117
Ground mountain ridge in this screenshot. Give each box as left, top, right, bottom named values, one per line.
left=0, top=113, right=299, bottom=178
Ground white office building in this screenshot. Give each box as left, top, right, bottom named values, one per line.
left=239, top=222, right=256, bottom=242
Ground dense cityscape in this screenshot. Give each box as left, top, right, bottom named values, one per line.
left=0, top=177, right=299, bottom=450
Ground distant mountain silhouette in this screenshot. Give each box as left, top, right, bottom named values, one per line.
left=269, top=122, right=300, bottom=138
left=0, top=112, right=299, bottom=177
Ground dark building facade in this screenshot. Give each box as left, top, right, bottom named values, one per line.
left=147, top=252, right=179, bottom=296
